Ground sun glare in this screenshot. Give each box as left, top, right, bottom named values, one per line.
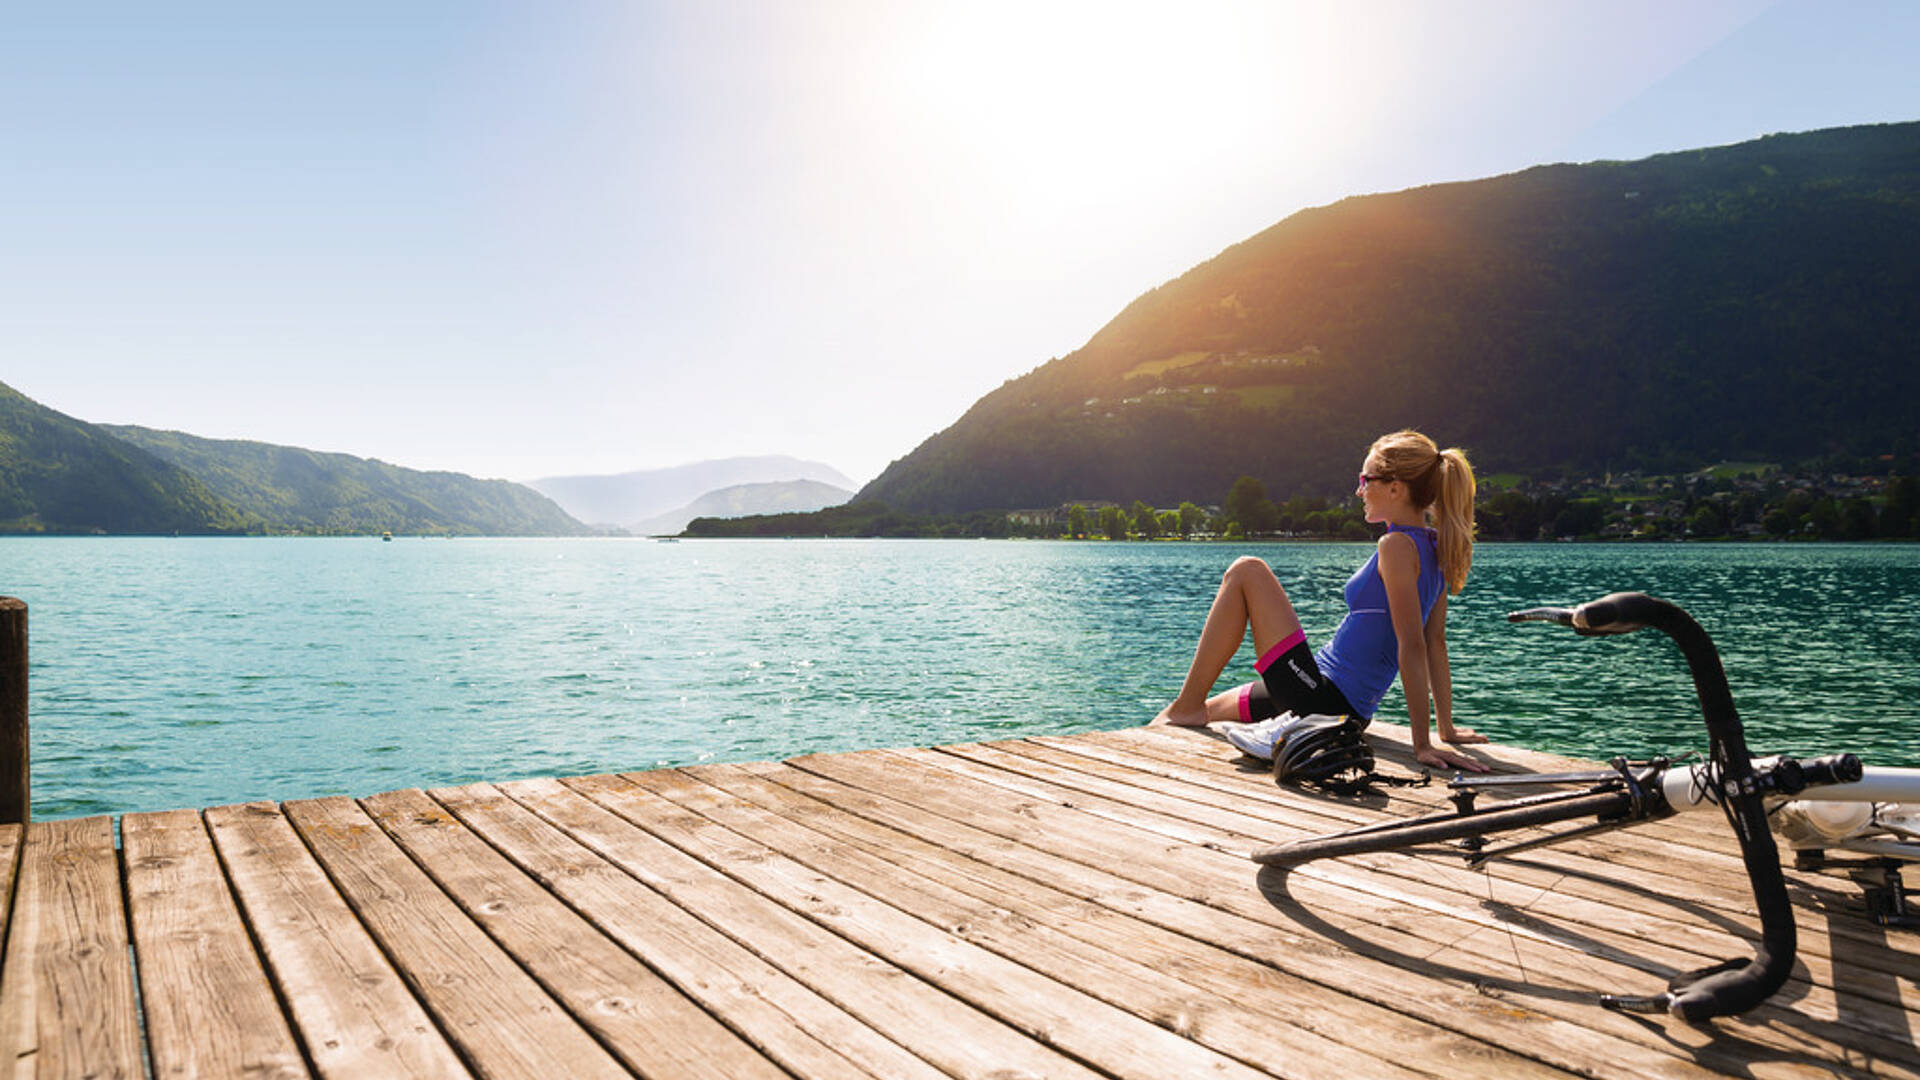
left=876, top=2, right=1400, bottom=245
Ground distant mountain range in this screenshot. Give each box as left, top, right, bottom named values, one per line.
left=629, top=479, right=853, bottom=536
left=0, top=379, right=853, bottom=536
left=858, top=121, right=1920, bottom=514
left=529, top=456, right=855, bottom=529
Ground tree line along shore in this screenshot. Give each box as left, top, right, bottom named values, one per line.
left=683, top=461, right=1920, bottom=542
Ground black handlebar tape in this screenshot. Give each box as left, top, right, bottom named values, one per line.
left=1564, top=592, right=1797, bottom=1020
left=1569, top=591, right=1663, bottom=635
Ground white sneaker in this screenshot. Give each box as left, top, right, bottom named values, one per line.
left=1224, top=712, right=1298, bottom=760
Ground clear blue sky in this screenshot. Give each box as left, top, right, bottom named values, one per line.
left=3, top=0, right=1916, bottom=486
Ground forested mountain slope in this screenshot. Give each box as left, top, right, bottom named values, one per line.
left=107, top=425, right=588, bottom=536
left=860, top=122, right=1920, bottom=513
left=0, top=381, right=252, bottom=533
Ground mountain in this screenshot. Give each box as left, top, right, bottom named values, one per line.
left=859, top=122, right=1920, bottom=514
left=104, top=425, right=588, bottom=536
left=0, top=381, right=253, bottom=534
left=632, top=479, right=853, bottom=536
left=529, top=456, right=856, bottom=527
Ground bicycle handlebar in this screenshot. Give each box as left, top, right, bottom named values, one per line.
left=1508, top=591, right=1795, bottom=1020
left=1772, top=752, right=1865, bottom=793
left=1508, top=591, right=1680, bottom=636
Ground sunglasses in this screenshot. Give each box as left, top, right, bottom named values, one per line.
left=1358, top=473, right=1393, bottom=486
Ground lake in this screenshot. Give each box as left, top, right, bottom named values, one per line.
left=4, top=537, right=1916, bottom=820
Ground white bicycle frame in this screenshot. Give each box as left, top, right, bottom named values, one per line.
left=1655, top=761, right=1920, bottom=863
left=1770, top=770, right=1920, bottom=862
left=1632, top=759, right=1918, bottom=927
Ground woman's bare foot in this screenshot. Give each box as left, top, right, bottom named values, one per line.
left=1151, top=701, right=1210, bottom=727
left=1416, top=745, right=1490, bottom=773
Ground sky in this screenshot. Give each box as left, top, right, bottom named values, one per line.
left=3, top=1, right=1917, bottom=488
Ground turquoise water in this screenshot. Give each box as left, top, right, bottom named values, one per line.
left=4, top=537, right=1915, bottom=820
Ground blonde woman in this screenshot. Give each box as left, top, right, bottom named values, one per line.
left=1152, top=430, right=1488, bottom=773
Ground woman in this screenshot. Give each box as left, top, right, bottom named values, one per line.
left=1151, top=430, right=1488, bottom=773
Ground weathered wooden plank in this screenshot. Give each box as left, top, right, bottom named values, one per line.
left=786, top=745, right=1767, bottom=1080
left=0, top=816, right=143, bottom=1080
left=921, top=740, right=1920, bottom=1076
left=359, top=787, right=789, bottom=1080
left=281, top=796, right=631, bottom=1080
left=427, top=781, right=929, bottom=1080
left=497, top=774, right=1110, bottom=1080
left=0, top=822, right=18, bottom=952
left=205, top=801, right=472, bottom=1080
left=717, top=753, right=1631, bottom=1078
left=122, top=809, right=309, bottom=1080
left=636, top=761, right=1562, bottom=1080
left=570, top=770, right=1285, bottom=1080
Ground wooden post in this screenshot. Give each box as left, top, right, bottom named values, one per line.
left=1, top=597, right=25, bottom=825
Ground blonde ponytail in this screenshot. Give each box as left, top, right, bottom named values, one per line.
left=1367, top=430, right=1477, bottom=594
left=1433, top=447, right=1475, bottom=595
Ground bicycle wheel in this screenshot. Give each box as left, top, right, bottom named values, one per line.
left=1252, top=789, right=1633, bottom=867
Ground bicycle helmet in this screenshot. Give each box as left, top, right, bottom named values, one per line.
left=1272, top=715, right=1374, bottom=790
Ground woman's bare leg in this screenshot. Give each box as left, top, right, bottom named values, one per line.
left=1205, top=687, right=1249, bottom=723
left=1152, top=557, right=1303, bottom=726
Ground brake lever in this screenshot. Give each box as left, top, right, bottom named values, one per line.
left=1506, top=606, right=1574, bottom=626
left=1508, top=597, right=1649, bottom=636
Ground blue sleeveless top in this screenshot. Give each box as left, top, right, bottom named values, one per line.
left=1314, top=524, right=1445, bottom=718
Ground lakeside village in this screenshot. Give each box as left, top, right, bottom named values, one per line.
left=1020, top=464, right=1920, bottom=542
left=688, top=461, right=1920, bottom=541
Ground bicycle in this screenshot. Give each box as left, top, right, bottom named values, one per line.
left=1249, top=591, right=1920, bottom=1020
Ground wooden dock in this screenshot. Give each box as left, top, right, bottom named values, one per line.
left=2, top=722, right=1916, bottom=1080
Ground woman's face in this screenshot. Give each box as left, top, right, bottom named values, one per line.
left=1357, top=455, right=1398, bottom=523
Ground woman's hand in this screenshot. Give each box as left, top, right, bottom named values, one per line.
left=1439, top=725, right=1488, bottom=745
left=1415, top=745, right=1489, bottom=773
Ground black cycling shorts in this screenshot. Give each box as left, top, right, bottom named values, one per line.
left=1236, top=628, right=1361, bottom=724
